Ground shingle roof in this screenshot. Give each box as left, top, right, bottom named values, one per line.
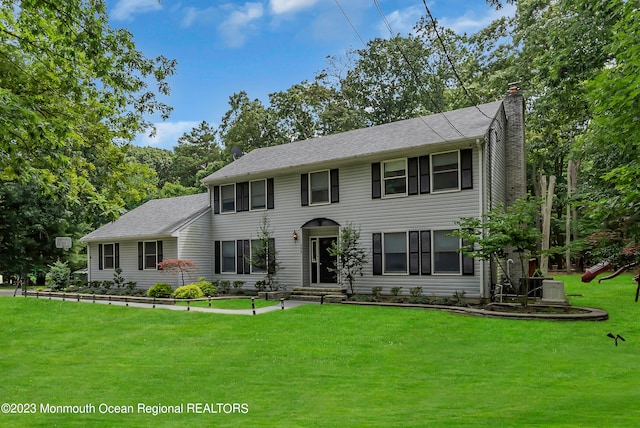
left=81, top=192, right=210, bottom=242
left=203, top=100, right=503, bottom=184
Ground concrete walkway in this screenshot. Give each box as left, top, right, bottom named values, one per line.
left=0, top=289, right=315, bottom=315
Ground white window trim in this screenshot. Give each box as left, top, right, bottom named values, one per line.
left=431, top=150, right=461, bottom=194
left=308, top=169, right=331, bottom=206
left=249, top=179, right=267, bottom=211
left=103, top=243, right=115, bottom=270
left=221, top=240, right=236, bottom=274
left=220, top=183, right=236, bottom=214
left=431, top=228, right=462, bottom=275
left=143, top=241, right=158, bottom=270
left=382, top=231, right=409, bottom=275
left=382, top=158, right=408, bottom=199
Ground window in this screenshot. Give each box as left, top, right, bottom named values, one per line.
left=250, top=239, right=266, bottom=273
left=250, top=180, right=266, bottom=210
left=103, top=244, right=115, bottom=269
left=310, top=170, right=330, bottom=205
left=98, top=243, right=119, bottom=270
left=144, top=241, right=158, bottom=269
left=432, top=151, right=459, bottom=192
left=221, top=184, right=235, bottom=213
left=433, top=230, right=460, bottom=274
left=383, top=159, right=407, bottom=196
left=384, top=232, right=408, bottom=274
left=221, top=241, right=236, bottom=273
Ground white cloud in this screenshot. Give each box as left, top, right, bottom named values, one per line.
left=376, top=6, right=423, bottom=37
left=111, top=0, right=163, bottom=21
left=270, top=0, right=318, bottom=15
left=218, top=3, right=264, bottom=48
left=441, top=3, right=516, bottom=34
left=135, top=121, right=200, bottom=149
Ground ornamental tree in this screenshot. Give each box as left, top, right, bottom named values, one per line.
left=157, top=259, right=197, bottom=286
left=328, top=223, right=368, bottom=295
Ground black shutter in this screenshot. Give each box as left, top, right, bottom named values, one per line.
left=157, top=241, right=163, bottom=266
left=330, top=169, right=339, bottom=203
left=243, top=240, right=251, bottom=274
left=138, top=242, right=144, bottom=270
left=214, top=241, right=221, bottom=274
left=114, top=243, right=120, bottom=269
left=372, top=233, right=382, bottom=275
left=462, top=238, right=474, bottom=275
left=420, top=231, right=431, bottom=275
left=371, top=163, right=381, bottom=199
left=461, top=148, right=473, bottom=189
left=408, top=158, right=419, bottom=195
left=419, top=156, right=430, bottom=194
left=237, top=240, right=244, bottom=274
left=213, top=186, right=220, bottom=214
left=409, top=231, right=420, bottom=275
left=98, top=244, right=103, bottom=270
left=236, top=182, right=249, bottom=212
left=267, top=178, right=274, bottom=209
left=301, top=173, right=309, bottom=206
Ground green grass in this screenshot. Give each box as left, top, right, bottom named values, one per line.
left=174, top=298, right=279, bottom=310
left=1, top=274, right=639, bottom=427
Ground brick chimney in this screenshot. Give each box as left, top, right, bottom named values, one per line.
left=503, top=83, right=526, bottom=206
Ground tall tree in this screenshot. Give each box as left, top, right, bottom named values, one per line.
left=0, top=0, right=175, bottom=215
left=171, top=121, right=224, bottom=187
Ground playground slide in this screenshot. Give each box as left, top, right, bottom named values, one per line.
left=581, top=261, right=612, bottom=283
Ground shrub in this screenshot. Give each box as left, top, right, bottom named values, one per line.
left=409, top=286, right=423, bottom=298
left=372, top=286, right=383, bottom=299
left=254, top=280, right=266, bottom=292
left=391, top=286, right=402, bottom=296
left=147, top=283, right=174, bottom=298
left=233, top=280, right=245, bottom=290
left=218, top=280, right=231, bottom=294
left=47, top=261, right=71, bottom=291
left=172, top=284, right=204, bottom=299
left=193, top=277, right=216, bottom=296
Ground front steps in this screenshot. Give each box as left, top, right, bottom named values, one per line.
left=289, top=286, right=348, bottom=303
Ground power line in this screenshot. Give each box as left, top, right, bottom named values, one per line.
left=372, top=0, right=465, bottom=139
left=420, top=0, right=493, bottom=120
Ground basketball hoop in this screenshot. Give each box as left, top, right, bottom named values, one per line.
left=55, top=237, right=72, bottom=250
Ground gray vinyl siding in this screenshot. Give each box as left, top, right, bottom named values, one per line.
left=210, top=142, right=485, bottom=298
left=176, top=211, right=213, bottom=281
left=87, top=239, right=179, bottom=289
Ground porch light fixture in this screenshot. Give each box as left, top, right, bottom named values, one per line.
left=292, top=231, right=299, bottom=241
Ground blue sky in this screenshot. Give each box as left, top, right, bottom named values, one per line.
left=105, top=0, right=515, bottom=150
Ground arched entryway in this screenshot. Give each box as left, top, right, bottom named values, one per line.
left=301, top=218, right=340, bottom=286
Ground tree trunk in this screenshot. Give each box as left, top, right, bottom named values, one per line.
left=540, top=175, right=556, bottom=276
left=565, top=159, right=579, bottom=273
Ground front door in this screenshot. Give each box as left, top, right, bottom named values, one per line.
left=310, top=237, right=337, bottom=284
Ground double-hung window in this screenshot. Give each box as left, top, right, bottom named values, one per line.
left=383, top=159, right=407, bottom=197
left=309, top=170, right=330, bottom=205
left=433, top=230, right=461, bottom=274
left=103, top=243, right=115, bottom=269
left=221, top=184, right=235, bottom=213
left=384, top=232, right=408, bottom=274
left=432, top=151, right=460, bottom=192
left=250, top=180, right=266, bottom=210
left=144, top=241, right=158, bottom=269
left=221, top=241, right=236, bottom=273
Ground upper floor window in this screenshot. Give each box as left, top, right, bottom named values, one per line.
left=432, top=151, right=459, bottom=192
left=301, top=169, right=339, bottom=206
left=310, top=170, right=330, bottom=205
left=383, top=159, right=407, bottom=197
left=221, top=184, right=235, bottom=213
left=250, top=180, right=266, bottom=210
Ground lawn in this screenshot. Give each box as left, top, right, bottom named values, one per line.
left=1, top=274, right=639, bottom=427
left=174, top=297, right=279, bottom=310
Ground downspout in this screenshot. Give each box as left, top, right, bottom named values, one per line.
left=476, top=138, right=486, bottom=299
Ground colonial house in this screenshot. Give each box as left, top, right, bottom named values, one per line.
left=81, top=90, right=525, bottom=299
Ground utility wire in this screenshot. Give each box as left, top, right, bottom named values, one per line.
left=372, top=0, right=466, bottom=139
left=420, top=0, right=493, bottom=120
